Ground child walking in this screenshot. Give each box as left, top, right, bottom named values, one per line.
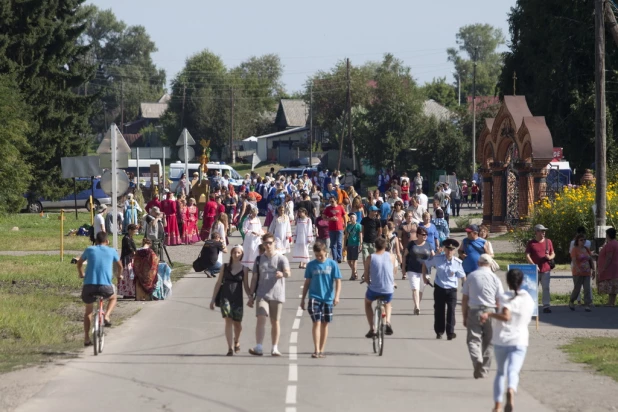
left=292, top=208, right=314, bottom=269
left=300, top=241, right=342, bottom=358
left=344, top=213, right=362, bottom=281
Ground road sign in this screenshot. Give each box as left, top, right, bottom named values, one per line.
left=176, top=129, right=196, bottom=146
left=97, top=125, right=131, bottom=154
left=179, top=146, right=195, bottom=162
left=100, top=169, right=130, bottom=197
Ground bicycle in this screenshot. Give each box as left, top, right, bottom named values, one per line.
left=372, top=297, right=387, bottom=356
left=92, top=295, right=106, bottom=356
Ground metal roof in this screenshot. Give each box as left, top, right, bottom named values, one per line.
left=423, top=99, right=453, bottom=121
left=140, top=102, right=168, bottom=119
left=277, top=99, right=308, bottom=128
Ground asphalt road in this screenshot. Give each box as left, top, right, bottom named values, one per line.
left=15, top=244, right=553, bottom=412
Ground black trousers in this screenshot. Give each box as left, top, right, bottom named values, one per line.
left=453, top=199, right=461, bottom=216
left=434, top=285, right=458, bottom=336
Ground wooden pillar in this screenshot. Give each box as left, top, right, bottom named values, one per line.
left=532, top=167, right=549, bottom=203
left=490, top=162, right=508, bottom=233
left=516, top=163, right=534, bottom=224
left=480, top=168, right=493, bottom=227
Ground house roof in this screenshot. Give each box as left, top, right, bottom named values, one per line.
left=140, top=102, right=168, bottom=119
left=158, top=93, right=171, bottom=104
left=256, top=126, right=308, bottom=140
left=423, top=99, right=452, bottom=121
left=276, top=99, right=308, bottom=128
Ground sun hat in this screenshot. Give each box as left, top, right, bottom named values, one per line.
left=96, top=204, right=107, bottom=213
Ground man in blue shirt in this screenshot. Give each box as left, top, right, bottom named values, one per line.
left=423, top=238, right=466, bottom=340
left=377, top=200, right=391, bottom=226
left=458, top=224, right=490, bottom=274
left=324, top=182, right=338, bottom=202
left=77, top=232, right=123, bottom=347
left=300, top=241, right=342, bottom=358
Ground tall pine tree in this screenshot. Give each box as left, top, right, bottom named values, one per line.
left=0, top=0, right=96, bottom=199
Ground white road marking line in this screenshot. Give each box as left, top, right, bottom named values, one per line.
left=289, top=331, right=298, bottom=344
left=296, top=307, right=303, bottom=317
left=288, top=363, right=298, bottom=381
left=286, top=385, right=297, bottom=404
left=298, top=294, right=303, bottom=298
left=292, top=318, right=300, bottom=330
left=289, top=345, right=297, bottom=360
left=285, top=408, right=297, bottom=412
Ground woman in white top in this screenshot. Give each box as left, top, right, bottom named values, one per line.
left=480, top=268, right=534, bottom=412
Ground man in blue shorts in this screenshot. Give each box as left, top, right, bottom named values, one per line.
left=77, top=231, right=123, bottom=347
left=300, top=241, right=342, bottom=358
left=363, top=237, right=395, bottom=338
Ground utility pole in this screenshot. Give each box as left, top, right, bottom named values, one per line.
left=120, top=79, right=124, bottom=134
left=230, top=87, right=234, bottom=163
left=309, top=82, right=313, bottom=167
left=472, top=47, right=478, bottom=177
left=455, top=72, right=461, bottom=106
left=347, top=58, right=356, bottom=171
left=180, top=84, right=186, bottom=129
left=595, top=0, right=608, bottom=241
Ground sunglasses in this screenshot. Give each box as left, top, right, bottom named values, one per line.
left=417, top=233, right=427, bottom=237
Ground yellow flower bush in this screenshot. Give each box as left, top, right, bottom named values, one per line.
left=514, top=183, right=618, bottom=263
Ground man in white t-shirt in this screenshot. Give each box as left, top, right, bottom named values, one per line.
left=94, top=205, right=107, bottom=237
left=416, top=188, right=429, bottom=211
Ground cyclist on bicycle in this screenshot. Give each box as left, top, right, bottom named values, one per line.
left=363, top=237, right=395, bottom=338
left=77, top=232, right=123, bottom=347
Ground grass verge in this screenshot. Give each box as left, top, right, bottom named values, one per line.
left=0, top=212, right=93, bottom=251
left=493, top=252, right=570, bottom=271
left=0, top=255, right=192, bottom=374
left=562, top=337, right=618, bottom=382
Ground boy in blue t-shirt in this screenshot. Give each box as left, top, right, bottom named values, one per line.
left=300, top=241, right=342, bottom=358
left=77, top=232, right=123, bottom=347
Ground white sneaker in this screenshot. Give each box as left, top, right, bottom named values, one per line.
left=271, top=349, right=282, bottom=357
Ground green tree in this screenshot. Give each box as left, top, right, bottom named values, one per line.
left=356, top=54, right=425, bottom=169
left=448, top=23, right=505, bottom=97
left=0, top=74, right=32, bottom=213
left=497, top=0, right=618, bottom=173
left=422, top=77, right=459, bottom=108
left=79, top=5, right=166, bottom=134
left=0, top=0, right=96, bottom=199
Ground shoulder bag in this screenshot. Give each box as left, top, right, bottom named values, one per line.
left=546, top=240, right=556, bottom=270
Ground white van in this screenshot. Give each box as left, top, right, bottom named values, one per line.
left=124, top=159, right=163, bottom=185
left=169, top=162, right=243, bottom=192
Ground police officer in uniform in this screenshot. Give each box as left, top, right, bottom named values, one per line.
left=422, top=239, right=466, bottom=340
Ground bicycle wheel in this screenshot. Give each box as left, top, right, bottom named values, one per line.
left=98, top=311, right=105, bottom=354
left=92, top=310, right=99, bottom=356
left=378, top=309, right=385, bottom=356
left=372, top=305, right=380, bottom=353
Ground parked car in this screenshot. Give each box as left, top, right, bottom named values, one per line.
left=24, top=178, right=111, bottom=213
left=168, top=162, right=243, bottom=192
left=278, top=167, right=319, bottom=177
left=289, top=157, right=321, bottom=167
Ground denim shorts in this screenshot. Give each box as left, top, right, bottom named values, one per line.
left=307, top=298, right=334, bottom=323
left=365, top=288, right=393, bottom=303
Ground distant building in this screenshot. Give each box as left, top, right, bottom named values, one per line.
left=123, top=94, right=170, bottom=146
left=274, top=99, right=308, bottom=131
left=423, top=99, right=453, bottom=122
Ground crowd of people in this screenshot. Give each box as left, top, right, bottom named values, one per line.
left=80, top=165, right=618, bottom=412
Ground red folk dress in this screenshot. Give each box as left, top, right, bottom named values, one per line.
left=162, top=199, right=182, bottom=246
left=184, top=205, right=200, bottom=244
left=200, top=200, right=218, bottom=241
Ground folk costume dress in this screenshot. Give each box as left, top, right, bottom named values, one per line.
left=162, top=197, right=182, bottom=246
left=269, top=215, right=292, bottom=254
left=123, top=199, right=142, bottom=233
left=200, top=200, right=218, bottom=241
left=241, top=216, right=263, bottom=269
left=184, top=204, right=200, bottom=244
left=292, top=217, right=314, bottom=263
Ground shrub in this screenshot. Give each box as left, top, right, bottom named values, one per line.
left=513, top=183, right=618, bottom=263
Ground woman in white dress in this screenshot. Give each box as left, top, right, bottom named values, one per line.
left=241, top=207, right=263, bottom=269
left=285, top=193, right=295, bottom=225
left=269, top=205, right=292, bottom=254
left=291, top=208, right=314, bottom=268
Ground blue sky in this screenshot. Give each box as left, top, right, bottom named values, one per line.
left=88, top=0, right=517, bottom=93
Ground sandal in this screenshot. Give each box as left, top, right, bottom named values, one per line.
left=234, top=342, right=241, bottom=353
left=318, top=352, right=326, bottom=358
left=84, top=341, right=93, bottom=347
left=226, top=349, right=234, bottom=356
left=311, top=352, right=319, bottom=358
left=402, top=275, right=407, bottom=280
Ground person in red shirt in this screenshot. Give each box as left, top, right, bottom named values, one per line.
left=200, top=194, right=219, bottom=241
left=145, top=193, right=161, bottom=215
left=323, top=196, right=346, bottom=263
left=525, top=224, right=555, bottom=313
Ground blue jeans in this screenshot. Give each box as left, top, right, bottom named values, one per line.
left=493, top=345, right=528, bottom=403
left=329, top=230, right=343, bottom=261
left=208, top=261, right=222, bottom=275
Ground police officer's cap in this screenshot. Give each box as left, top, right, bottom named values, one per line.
left=442, top=239, right=460, bottom=249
